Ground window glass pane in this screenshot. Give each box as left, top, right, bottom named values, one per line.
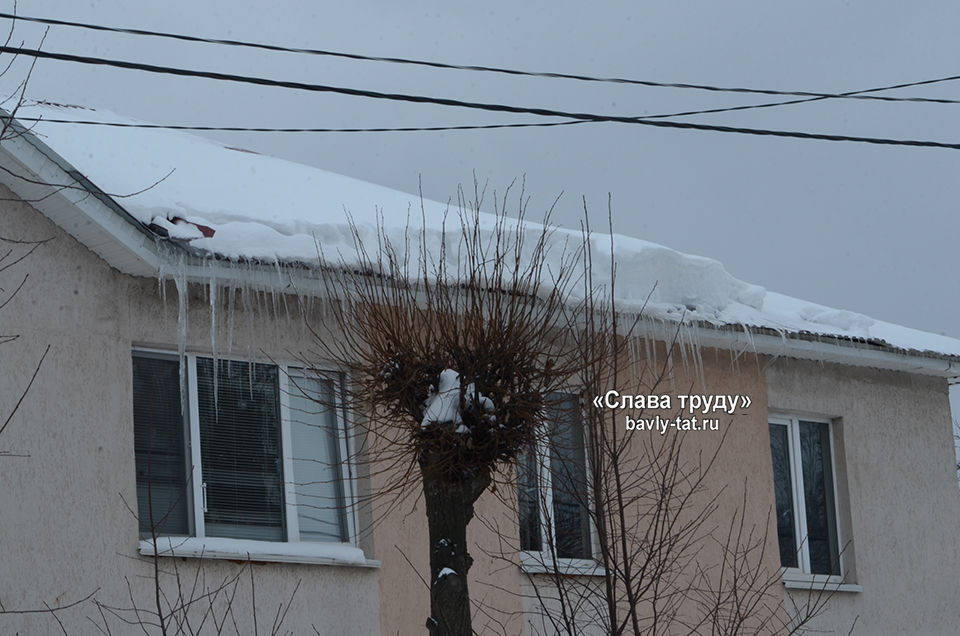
left=768, top=423, right=798, bottom=568
left=133, top=354, right=190, bottom=537
left=198, top=358, right=284, bottom=541
left=799, top=421, right=840, bottom=575
left=288, top=375, right=348, bottom=542
left=517, top=446, right=542, bottom=552
left=548, top=394, right=591, bottom=559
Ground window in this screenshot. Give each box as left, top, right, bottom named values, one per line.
left=133, top=353, right=191, bottom=537
left=132, top=351, right=355, bottom=554
left=519, top=393, right=593, bottom=562
left=768, top=415, right=841, bottom=577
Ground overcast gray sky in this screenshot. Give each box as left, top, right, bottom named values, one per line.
left=3, top=1, right=958, bottom=343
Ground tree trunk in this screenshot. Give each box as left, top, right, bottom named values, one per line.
left=421, top=468, right=491, bottom=636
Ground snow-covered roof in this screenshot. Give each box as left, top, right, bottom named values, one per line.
left=6, top=102, right=960, bottom=368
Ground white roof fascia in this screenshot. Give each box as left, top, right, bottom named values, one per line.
left=0, top=117, right=338, bottom=293
left=634, top=320, right=960, bottom=379
left=0, top=122, right=161, bottom=277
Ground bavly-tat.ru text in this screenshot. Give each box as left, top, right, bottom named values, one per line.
left=625, top=414, right=717, bottom=434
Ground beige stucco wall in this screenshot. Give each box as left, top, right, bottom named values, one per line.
left=4, top=193, right=959, bottom=635
left=767, top=357, right=960, bottom=635
left=2, top=195, right=784, bottom=635
left=453, top=338, right=784, bottom=636
left=564, top=342, right=784, bottom=635
left=0, top=197, right=381, bottom=634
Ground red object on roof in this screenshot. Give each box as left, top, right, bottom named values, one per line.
left=171, top=216, right=216, bottom=238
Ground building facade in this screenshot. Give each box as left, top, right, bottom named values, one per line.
left=1, top=109, right=959, bottom=634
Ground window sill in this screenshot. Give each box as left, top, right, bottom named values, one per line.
left=520, top=552, right=605, bottom=577
left=782, top=573, right=861, bottom=593
left=139, top=536, right=380, bottom=568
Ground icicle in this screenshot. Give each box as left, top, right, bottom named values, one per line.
left=253, top=287, right=263, bottom=345
left=159, top=278, right=165, bottom=309
left=738, top=323, right=759, bottom=371
left=650, top=318, right=659, bottom=372
left=687, top=325, right=699, bottom=383
left=642, top=325, right=654, bottom=382
left=157, top=265, right=167, bottom=314
left=677, top=322, right=689, bottom=373
left=269, top=286, right=281, bottom=347
left=226, top=279, right=236, bottom=356
left=691, top=322, right=706, bottom=388
left=208, top=272, right=217, bottom=340
left=665, top=322, right=677, bottom=393
left=750, top=325, right=766, bottom=375
left=241, top=280, right=255, bottom=368
left=173, top=265, right=189, bottom=426
left=633, top=333, right=643, bottom=382
left=207, top=274, right=223, bottom=420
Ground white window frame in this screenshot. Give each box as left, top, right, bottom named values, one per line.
left=769, top=414, right=845, bottom=585
left=134, top=349, right=375, bottom=567
left=520, top=396, right=600, bottom=576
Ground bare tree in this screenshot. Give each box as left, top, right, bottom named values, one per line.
left=505, top=207, right=854, bottom=636
left=85, top=537, right=303, bottom=635
left=303, top=182, right=598, bottom=635
left=0, top=2, right=54, bottom=456
left=0, top=234, right=50, bottom=458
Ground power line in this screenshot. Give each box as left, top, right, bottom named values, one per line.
left=4, top=47, right=960, bottom=150
left=2, top=10, right=960, bottom=106
left=15, top=116, right=588, bottom=133
left=11, top=74, right=948, bottom=130
left=4, top=13, right=959, bottom=129
left=13, top=92, right=872, bottom=132
left=18, top=113, right=960, bottom=149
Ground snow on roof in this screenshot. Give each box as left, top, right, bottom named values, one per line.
left=15, top=102, right=960, bottom=360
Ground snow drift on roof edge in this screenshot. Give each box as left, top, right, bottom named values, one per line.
left=14, top=103, right=960, bottom=359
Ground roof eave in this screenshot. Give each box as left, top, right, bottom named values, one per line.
left=2, top=117, right=957, bottom=379
left=696, top=325, right=960, bottom=379
left=0, top=115, right=162, bottom=277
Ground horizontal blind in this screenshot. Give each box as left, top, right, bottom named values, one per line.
left=197, top=358, right=284, bottom=541
left=133, top=353, right=190, bottom=537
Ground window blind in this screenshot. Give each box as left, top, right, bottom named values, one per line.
left=133, top=353, right=190, bottom=537
left=197, top=358, right=285, bottom=541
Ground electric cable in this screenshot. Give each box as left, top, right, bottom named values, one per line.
left=3, top=46, right=960, bottom=150
left=2, top=11, right=958, bottom=105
